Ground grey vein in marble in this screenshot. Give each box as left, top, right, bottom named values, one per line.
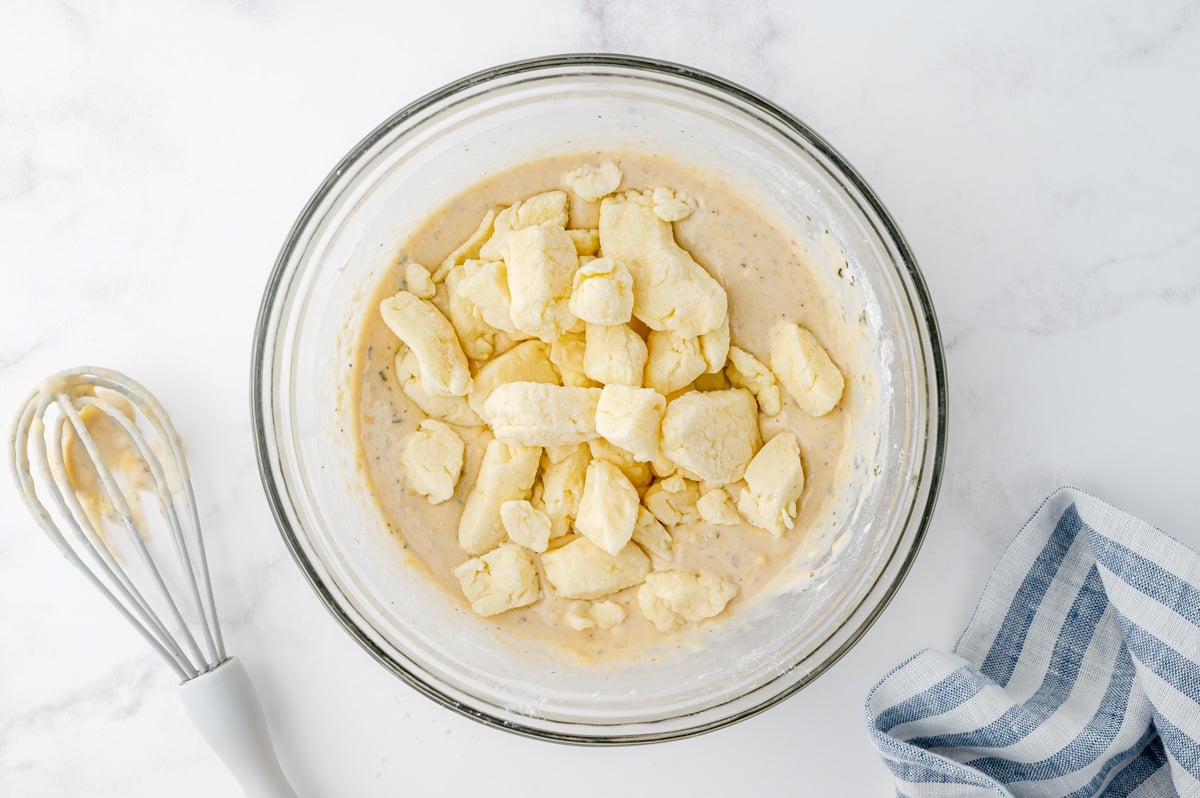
left=577, top=0, right=785, bottom=95
left=0, top=333, right=58, bottom=375
left=0, top=657, right=159, bottom=765
left=944, top=220, right=1200, bottom=350
left=1108, top=0, right=1197, bottom=62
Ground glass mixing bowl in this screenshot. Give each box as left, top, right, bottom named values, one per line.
left=252, top=54, right=946, bottom=743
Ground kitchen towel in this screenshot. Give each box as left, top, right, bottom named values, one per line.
left=866, top=487, right=1200, bottom=797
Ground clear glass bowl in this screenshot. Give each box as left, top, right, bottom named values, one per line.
left=252, top=54, right=946, bottom=743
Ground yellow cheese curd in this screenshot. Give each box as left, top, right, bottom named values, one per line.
left=353, top=152, right=853, bottom=662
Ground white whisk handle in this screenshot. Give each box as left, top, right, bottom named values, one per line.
left=179, top=657, right=299, bottom=798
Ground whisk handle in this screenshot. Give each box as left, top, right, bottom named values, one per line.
left=179, top=657, right=299, bottom=798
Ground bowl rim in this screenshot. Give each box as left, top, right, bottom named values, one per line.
left=251, top=52, right=948, bottom=745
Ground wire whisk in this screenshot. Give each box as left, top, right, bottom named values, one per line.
left=10, top=366, right=298, bottom=798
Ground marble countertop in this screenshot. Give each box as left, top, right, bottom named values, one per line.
left=3, top=2, right=1198, bottom=795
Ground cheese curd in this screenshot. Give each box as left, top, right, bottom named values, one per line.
left=659, top=389, right=761, bottom=483
left=542, top=538, right=651, bottom=600
left=738, top=432, right=806, bottom=538
left=598, top=191, right=727, bottom=337
left=568, top=257, right=634, bottom=325
left=770, top=322, right=845, bottom=417
left=564, top=161, right=622, bottom=201
left=479, top=190, right=569, bottom=261
left=458, top=440, right=541, bottom=555
left=565, top=600, right=626, bottom=631
left=505, top=223, right=579, bottom=343
left=583, top=323, right=648, bottom=387
left=643, top=478, right=701, bottom=527
left=594, top=385, right=665, bottom=463
left=651, top=187, right=698, bottom=222
left=444, top=264, right=498, bottom=362
left=393, top=349, right=484, bottom=428
left=454, top=259, right=521, bottom=335
left=697, top=489, right=741, bottom=526
left=356, top=152, right=854, bottom=660
left=499, top=499, right=552, bottom=553
left=637, top=571, right=738, bottom=633
left=537, top=443, right=590, bottom=537
left=644, top=330, right=707, bottom=396
left=574, top=460, right=640, bottom=556
left=726, top=345, right=782, bottom=416
left=482, top=382, right=601, bottom=447
left=379, top=291, right=472, bottom=397
left=404, top=262, right=437, bottom=299
left=454, top=543, right=541, bottom=617
left=400, top=420, right=465, bottom=504
left=632, top=506, right=673, bottom=562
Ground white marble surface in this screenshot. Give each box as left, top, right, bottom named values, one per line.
left=2, top=1, right=1198, bottom=795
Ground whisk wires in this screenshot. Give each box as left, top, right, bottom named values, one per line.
left=10, top=367, right=226, bottom=682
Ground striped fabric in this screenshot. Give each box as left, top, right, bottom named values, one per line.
left=866, top=487, right=1200, bottom=797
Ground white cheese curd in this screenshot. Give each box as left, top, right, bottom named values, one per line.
left=400, top=419, right=465, bottom=504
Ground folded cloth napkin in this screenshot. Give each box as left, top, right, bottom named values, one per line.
left=866, top=487, right=1200, bottom=797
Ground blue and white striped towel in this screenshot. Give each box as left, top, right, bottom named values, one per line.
left=866, top=487, right=1200, bottom=797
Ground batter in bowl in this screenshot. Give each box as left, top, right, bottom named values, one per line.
left=352, top=152, right=858, bottom=662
